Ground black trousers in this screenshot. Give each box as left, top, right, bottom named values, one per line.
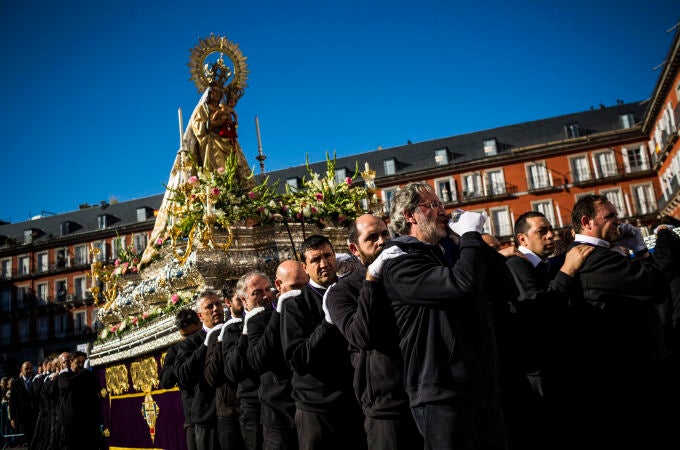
left=194, top=424, right=219, bottom=450
left=295, top=408, right=366, bottom=450
left=217, top=415, right=244, bottom=450
left=262, top=424, right=298, bottom=450
left=239, top=410, right=263, bottom=450
left=364, top=414, right=422, bottom=450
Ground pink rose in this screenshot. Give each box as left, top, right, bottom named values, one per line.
left=132, top=257, right=139, bottom=264
left=111, top=326, right=118, bottom=333
left=171, top=295, right=179, bottom=305
left=315, top=192, right=323, bottom=201
left=142, top=311, right=149, bottom=319
left=131, top=266, right=138, bottom=273
left=131, top=317, right=138, bottom=325
left=282, top=205, right=289, bottom=211
left=345, top=177, right=352, bottom=185
left=217, top=167, right=225, bottom=174
left=188, top=176, right=198, bottom=184
left=248, top=191, right=256, bottom=200
left=156, top=238, right=163, bottom=245
left=211, top=188, right=221, bottom=196
left=114, top=259, right=120, bottom=267
left=296, top=213, right=303, bottom=220
left=311, top=207, right=318, bottom=213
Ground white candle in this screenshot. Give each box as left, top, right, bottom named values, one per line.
left=365, top=162, right=370, bottom=172
left=255, top=116, right=263, bottom=153
left=205, top=186, right=212, bottom=215
left=178, top=107, right=184, bottom=147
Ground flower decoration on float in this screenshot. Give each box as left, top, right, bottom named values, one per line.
left=282, top=152, right=377, bottom=228
left=165, top=152, right=280, bottom=264
left=97, top=292, right=194, bottom=342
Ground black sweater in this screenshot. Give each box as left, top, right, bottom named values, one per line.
left=223, top=318, right=261, bottom=414
left=246, top=308, right=295, bottom=428
left=280, top=284, right=356, bottom=413
left=381, top=233, right=503, bottom=407
left=174, top=329, right=217, bottom=426
left=326, top=267, right=409, bottom=418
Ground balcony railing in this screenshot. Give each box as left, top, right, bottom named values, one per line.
left=527, top=177, right=566, bottom=193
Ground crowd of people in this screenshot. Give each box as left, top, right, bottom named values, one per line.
left=4, top=181, right=679, bottom=450
left=160, top=182, right=680, bottom=450
left=3, top=352, right=103, bottom=450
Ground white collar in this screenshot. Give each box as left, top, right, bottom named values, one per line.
left=309, top=279, right=330, bottom=290
left=574, top=233, right=610, bottom=248
left=517, top=246, right=545, bottom=268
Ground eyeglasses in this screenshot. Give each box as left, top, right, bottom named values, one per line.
left=418, top=200, right=445, bottom=210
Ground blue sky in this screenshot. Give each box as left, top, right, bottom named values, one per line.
left=1, top=0, right=678, bottom=222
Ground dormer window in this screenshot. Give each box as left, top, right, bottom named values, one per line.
left=619, top=113, right=635, bottom=129
left=335, top=168, right=347, bottom=184
left=565, top=122, right=580, bottom=138
left=383, top=158, right=396, bottom=176
left=483, top=139, right=497, bottom=156
left=98, top=215, right=110, bottom=230
left=286, top=178, right=299, bottom=189
left=137, top=207, right=152, bottom=222
left=24, top=229, right=34, bottom=244
left=434, top=148, right=449, bottom=166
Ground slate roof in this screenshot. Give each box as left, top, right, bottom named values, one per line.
left=263, top=101, right=649, bottom=191
left=0, top=194, right=164, bottom=245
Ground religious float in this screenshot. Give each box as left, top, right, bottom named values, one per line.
left=88, top=35, right=380, bottom=450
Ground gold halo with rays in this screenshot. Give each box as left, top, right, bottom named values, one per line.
left=188, top=34, right=249, bottom=93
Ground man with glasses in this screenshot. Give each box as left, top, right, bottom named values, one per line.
left=175, top=290, right=225, bottom=450
left=367, top=182, right=512, bottom=449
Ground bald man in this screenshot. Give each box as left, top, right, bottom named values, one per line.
left=9, top=361, right=37, bottom=448
left=275, top=259, right=309, bottom=297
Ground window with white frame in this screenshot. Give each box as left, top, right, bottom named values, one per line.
left=0, top=323, right=10, bottom=346
left=37, top=317, right=49, bottom=340
left=54, top=314, right=67, bottom=337
left=19, top=256, right=30, bottom=275
left=37, top=283, right=48, bottom=304
left=286, top=178, right=299, bottom=190
left=623, top=145, right=649, bottom=173
left=37, top=252, right=49, bottom=272
left=55, top=280, right=67, bottom=302
left=565, top=123, right=580, bottom=138
left=137, top=207, right=151, bottom=222
left=619, top=113, right=635, bottom=129
left=381, top=188, right=397, bottom=214
left=383, top=158, right=396, bottom=176
left=134, top=234, right=147, bottom=253
left=74, top=311, right=86, bottom=334
left=334, top=168, right=347, bottom=184
left=483, top=139, right=497, bottom=156
left=462, top=173, right=483, bottom=199
left=18, top=318, right=29, bottom=342
left=601, top=188, right=626, bottom=217
left=0, top=288, right=10, bottom=311
left=485, top=169, right=506, bottom=196
left=24, top=229, right=34, bottom=244
left=74, top=276, right=88, bottom=301
left=435, top=177, right=455, bottom=203
left=434, top=148, right=449, bottom=166
left=593, top=150, right=617, bottom=178
left=526, top=162, right=550, bottom=190
left=569, top=155, right=591, bottom=183
left=17, top=285, right=30, bottom=306
left=75, top=245, right=88, bottom=265
left=489, top=207, right=512, bottom=237
left=56, top=248, right=70, bottom=268
left=631, top=183, right=657, bottom=215
left=1, top=258, right=10, bottom=278
left=92, top=241, right=106, bottom=262
left=98, top=215, right=110, bottom=230
left=531, top=200, right=556, bottom=227
left=112, top=236, right=125, bottom=261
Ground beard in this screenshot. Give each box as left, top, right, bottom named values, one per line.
left=414, top=209, right=446, bottom=243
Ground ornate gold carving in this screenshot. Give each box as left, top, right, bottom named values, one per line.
left=189, top=35, right=248, bottom=93
left=130, top=356, right=160, bottom=393
left=105, top=364, right=130, bottom=395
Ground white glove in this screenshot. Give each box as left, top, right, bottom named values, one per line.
left=276, top=289, right=301, bottom=313
left=448, top=211, right=486, bottom=236
left=322, top=283, right=336, bottom=324
left=204, top=323, right=224, bottom=346
left=243, top=307, right=265, bottom=335
left=655, top=224, right=676, bottom=234
left=615, top=223, right=646, bottom=253
left=367, top=246, right=406, bottom=279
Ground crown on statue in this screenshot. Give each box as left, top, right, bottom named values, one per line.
left=204, top=55, right=232, bottom=89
